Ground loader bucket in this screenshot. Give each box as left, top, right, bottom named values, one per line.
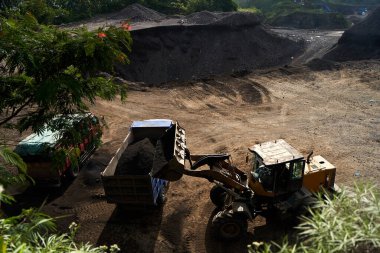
left=151, top=123, right=186, bottom=181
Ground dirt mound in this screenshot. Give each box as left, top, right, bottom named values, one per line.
left=323, top=7, right=380, bottom=61
left=211, top=11, right=261, bottom=26
left=111, top=3, right=165, bottom=22
left=306, top=58, right=341, bottom=71
left=115, top=138, right=155, bottom=175
left=269, top=11, right=348, bottom=29
left=184, top=11, right=261, bottom=26
left=184, top=11, right=219, bottom=24
left=116, top=12, right=304, bottom=84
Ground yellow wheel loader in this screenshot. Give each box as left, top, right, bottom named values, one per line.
left=151, top=122, right=337, bottom=240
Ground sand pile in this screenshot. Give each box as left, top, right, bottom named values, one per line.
left=111, top=3, right=165, bottom=22
left=114, top=138, right=155, bottom=175
left=117, top=11, right=304, bottom=84
left=324, top=7, right=380, bottom=61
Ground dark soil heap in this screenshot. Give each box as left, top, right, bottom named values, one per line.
left=184, top=11, right=220, bottom=24
left=111, top=3, right=166, bottom=22
left=324, top=7, right=380, bottom=61
left=269, top=11, right=348, bottom=29
left=116, top=10, right=303, bottom=84
left=114, top=138, right=155, bottom=175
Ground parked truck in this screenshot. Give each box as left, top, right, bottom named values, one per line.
left=101, top=119, right=186, bottom=210
left=14, top=113, right=102, bottom=186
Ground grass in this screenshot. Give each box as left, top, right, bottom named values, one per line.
left=238, top=7, right=262, bottom=15
left=248, top=183, right=380, bottom=253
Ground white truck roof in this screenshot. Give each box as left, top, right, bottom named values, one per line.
left=249, top=139, right=304, bottom=165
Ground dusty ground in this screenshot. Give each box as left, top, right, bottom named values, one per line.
left=38, top=58, right=380, bottom=253
left=5, top=6, right=380, bottom=251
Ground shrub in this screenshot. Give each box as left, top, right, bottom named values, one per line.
left=0, top=208, right=120, bottom=252
left=248, top=183, right=380, bottom=253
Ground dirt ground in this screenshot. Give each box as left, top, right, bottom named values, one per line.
left=5, top=6, right=380, bottom=252
left=37, top=55, right=380, bottom=252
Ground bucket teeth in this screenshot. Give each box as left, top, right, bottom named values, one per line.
left=151, top=123, right=186, bottom=181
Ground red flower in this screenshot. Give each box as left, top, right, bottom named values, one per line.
left=98, top=32, right=107, bottom=38
left=121, top=22, right=132, bottom=31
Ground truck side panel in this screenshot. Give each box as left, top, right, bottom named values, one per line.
left=101, top=123, right=172, bottom=208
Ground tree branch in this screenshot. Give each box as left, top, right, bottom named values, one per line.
left=0, top=97, right=33, bottom=127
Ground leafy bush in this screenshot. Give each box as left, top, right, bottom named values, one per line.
left=0, top=14, right=131, bottom=133
left=248, top=183, right=380, bottom=253
left=187, top=0, right=237, bottom=13
left=0, top=208, right=120, bottom=252
left=1, top=0, right=238, bottom=24
left=18, top=0, right=69, bottom=24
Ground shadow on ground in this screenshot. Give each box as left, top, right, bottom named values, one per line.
left=97, top=207, right=163, bottom=253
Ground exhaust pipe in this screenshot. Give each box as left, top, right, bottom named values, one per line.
left=306, top=151, right=313, bottom=164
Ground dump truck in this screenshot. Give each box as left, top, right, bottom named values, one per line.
left=101, top=119, right=185, bottom=210
left=150, top=125, right=338, bottom=240
left=14, top=113, right=102, bottom=186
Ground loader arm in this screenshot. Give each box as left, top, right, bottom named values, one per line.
left=182, top=167, right=248, bottom=192
left=181, top=152, right=250, bottom=192
left=150, top=123, right=250, bottom=193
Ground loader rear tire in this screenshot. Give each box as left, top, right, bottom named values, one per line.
left=211, top=210, right=248, bottom=240
left=210, top=185, right=227, bottom=208
left=295, top=196, right=317, bottom=219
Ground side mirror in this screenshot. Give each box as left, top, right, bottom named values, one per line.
left=245, top=154, right=249, bottom=164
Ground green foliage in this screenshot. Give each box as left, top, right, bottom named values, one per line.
left=248, top=183, right=380, bottom=253
left=0, top=146, right=28, bottom=196
left=0, top=7, right=130, bottom=253
left=325, top=0, right=379, bottom=4
left=18, top=0, right=69, bottom=24
left=186, top=0, right=238, bottom=13
left=238, top=7, right=262, bottom=15
left=0, top=14, right=131, bottom=133
left=0, top=208, right=120, bottom=252
left=1, top=0, right=238, bottom=24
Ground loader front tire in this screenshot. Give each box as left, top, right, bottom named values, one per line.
left=211, top=210, right=247, bottom=240
left=210, top=185, right=227, bottom=208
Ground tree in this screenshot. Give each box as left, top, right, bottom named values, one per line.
left=0, top=13, right=132, bottom=134
left=0, top=12, right=132, bottom=253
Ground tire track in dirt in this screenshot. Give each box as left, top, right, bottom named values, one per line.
left=167, top=77, right=272, bottom=118
left=41, top=61, right=380, bottom=253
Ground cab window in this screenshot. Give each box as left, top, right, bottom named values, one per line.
left=291, top=160, right=304, bottom=179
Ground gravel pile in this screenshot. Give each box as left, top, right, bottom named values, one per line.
left=114, top=138, right=155, bottom=175
left=323, top=6, right=380, bottom=61
left=184, top=11, right=219, bottom=24
left=111, top=3, right=165, bottom=22
left=211, top=11, right=261, bottom=26
left=117, top=12, right=303, bottom=84
left=269, top=12, right=348, bottom=29
left=183, top=11, right=260, bottom=26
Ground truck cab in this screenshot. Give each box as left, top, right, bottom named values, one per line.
left=248, top=139, right=336, bottom=198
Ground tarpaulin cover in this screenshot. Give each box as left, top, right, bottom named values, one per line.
left=14, top=114, right=92, bottom=157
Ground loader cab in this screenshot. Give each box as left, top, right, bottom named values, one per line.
left=248, top=139, right=305, bottom=197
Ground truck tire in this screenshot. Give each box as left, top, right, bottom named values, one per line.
left=156, top=187, right=167, bottom=206
left=210, top=185, right=227, bottom=208
left=211, top=210, right=248, bottom=240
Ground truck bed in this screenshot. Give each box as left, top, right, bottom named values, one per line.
left=101, top=119, right=180, bottom=209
